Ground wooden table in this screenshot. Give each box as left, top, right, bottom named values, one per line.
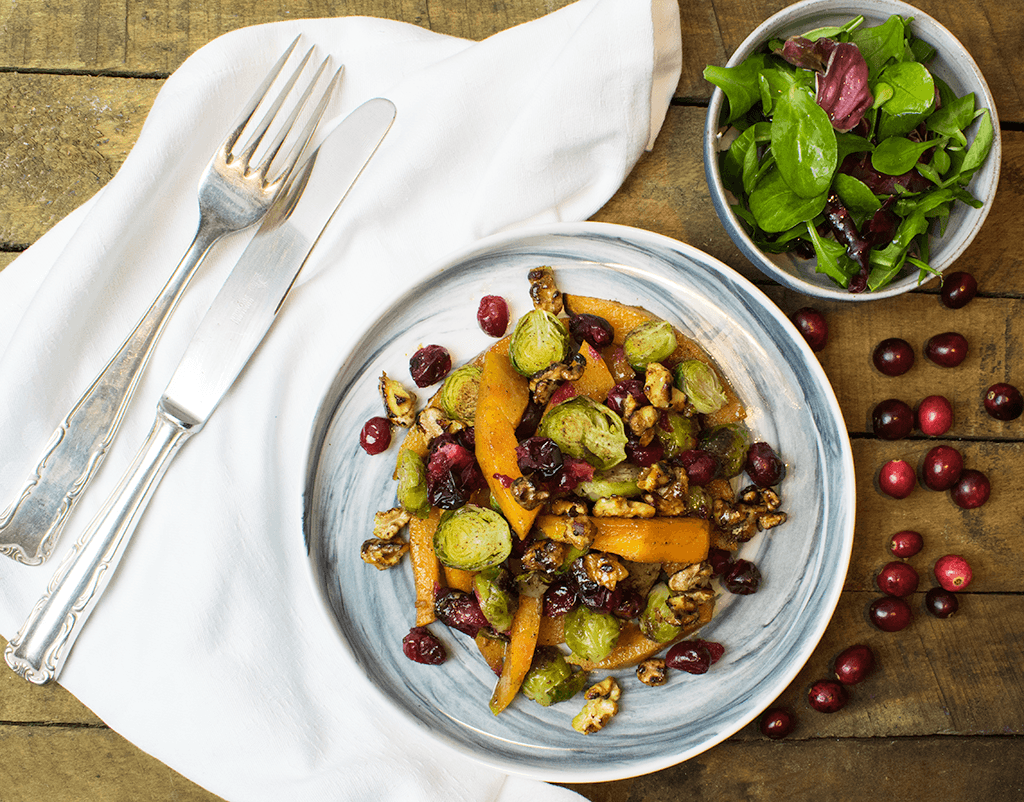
left=2, top=1, right=1022, bottom=799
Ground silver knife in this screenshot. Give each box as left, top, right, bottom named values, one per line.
left=4, top=97, right=396, bottom=685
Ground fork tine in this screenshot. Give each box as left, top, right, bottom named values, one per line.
left=222, top=35, right=303, bottom=155
left=253, top=61, right=345, bottom=187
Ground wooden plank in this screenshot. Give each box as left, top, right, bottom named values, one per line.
left=0, top=724, right=225, bottom=802
left=562, top=735, right=1024, bottom=801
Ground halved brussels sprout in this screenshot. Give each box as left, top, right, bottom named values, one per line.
left=574, top=463, right=642, bottom=501
left=396, top=448, right=429, bottom=518
left=698, top=423, right=751, bottom=479
left=654, top=410, right=699, bottom=458
left=623, top=320, right=676, bottom=371
left=438, top=365, right=482, bottom=423
left=474, top=566, right=518, bottom=633
left=674, top=359, right=728, bottom=415
left=433, top=504, right=512, bottom=571
left=564, top=604, right=621, bottom=663
left=509, top=309, right=570, bottom=377
left=537, top=396, right=627, bottom=471
left=521, top=647, right=588, bottom=706
left=638, top=582, right=683, bottom=643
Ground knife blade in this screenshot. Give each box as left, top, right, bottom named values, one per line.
left=4, top=97, right=396, bottom=685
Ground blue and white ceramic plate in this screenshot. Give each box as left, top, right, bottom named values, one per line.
left=303, top=222, right=855, bottom=781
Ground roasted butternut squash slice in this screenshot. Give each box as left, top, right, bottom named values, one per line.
left=534, top=514, right=710, bottom=565
left=489, top=594, right=542, bottom=714
left=408, top=507, right=443, bottom=626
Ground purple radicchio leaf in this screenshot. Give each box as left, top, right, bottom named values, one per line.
left=839, top=152, right=932, bottom=195
left=780, top=36, right=873, bottom=132
left=779, top=36, right=837, bottom=71
left=823, top=194, right=871, bottom=292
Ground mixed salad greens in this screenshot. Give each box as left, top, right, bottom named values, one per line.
left=704, top=14, right=995, bottom=293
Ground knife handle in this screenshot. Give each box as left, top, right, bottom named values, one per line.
left=4, top=410, right=193, bottom=685
left=0, top=222, right=222, bottom=566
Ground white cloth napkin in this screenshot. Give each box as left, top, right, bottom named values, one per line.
left=0, top=1, right=681, bottom=799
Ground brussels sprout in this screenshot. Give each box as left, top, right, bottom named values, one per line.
left=509, top=309, right=570, bottom=377
left=434, top=504, right=512, bottom=571
left=623, top=320, right=676, bottom=371
left=396, top=448, right=430, bottom=518
left=474, top=566, right=519, bottom=633
left=685, top=485, right=712, bottom=518
left=537, top=396, right=627, bottom=471
left=638, top=582, right=683, bottom=643
left=521, top=647, right=588, bottom=706
left=674, top=359, right=728, bottom=415
left=654, top=411, right=699, bottom=458
left=438, top=365, right=482, bottom=423
left=574, top=463, right=642, bottom=501
left=564, top=604, right=621, bottom=663
left=698, top=423, right=751, bottom=479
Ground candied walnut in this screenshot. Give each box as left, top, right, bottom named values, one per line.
left=529, top=354, right=586, bottom=406
left=625, top=404, right=660, bottom=445
left=528, top=266, right=563, bottom=315
left=706, top=478, right=735, bottom=504
left=643, top=363, right=686, bottom=411
left=637, top=462, right=674, bottom=492
left=758, top=510, right=789, bottom=530
left=668, top=562, right=713, bottom=593
left=360, top=536, right=409, bottom=570
left=573, top=678, right=621, bottom=734
left=373, top=507, right=413, bottom=540
left=592, top=496, right=656, bottom=519
left=583, top=552, right=629, bottom=591
left=414, top=406, right=463, bottom=446
left=636, top=658, right=668, bottom=687
left=545, top=513, right=597, bottom=551
left=522, top=539, right=570, bottom=574
left=713, top=485, right=789, bottom=549
left=666, top=586, right=715, bottom=625
left=379, top=372, right=418, bottom=427
left=548, top=498, right=589, bottom=517
left=511, top=476, right=551, bottom=511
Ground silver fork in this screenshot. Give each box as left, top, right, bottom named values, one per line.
left=0, top=37, right=342, bottom=566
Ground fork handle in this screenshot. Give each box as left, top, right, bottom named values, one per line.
left=4, top=409, right=193, bottom=684
left=0, top=218, right=227, bottom=566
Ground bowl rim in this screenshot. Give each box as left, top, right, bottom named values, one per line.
left=703, top=0, right=1002, bottom=301
left=301, top=220, right=857, bottom=782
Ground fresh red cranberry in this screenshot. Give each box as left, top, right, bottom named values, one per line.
left=542, top=578, right=579, bottom=617
left=567, top=313, right=614, bottom=349
left=950, top=469, right=990, bottom=509
left=791, top=307, right=828, bottom=352
left=833, top=644, right=875, bottom=685
left=889, top=530, right=924, bottom=558
left=604, top=380, right=647, bottom=416
left=665, top=641, right=713, bottom=674
left=612, top=589, right=645, bottom=620
left=745, top=442, right=785, bottom=487
left=359, top=416, right=392, bottom=455
left=723, top=559, right=761, bottom=595
left=676, top=449, right=719, bottom=486
left=925, top=587, right=960, bottom=618
left=402, top=626, right=447, bottom=665
left=426, top=438, right=485, bottom=509
left=409, top=344, right=452, bottom=387
left=548, top=382, right=577, bottom=407
left=984, top=383, right=1023, bottom=421
left=873, top=338, right=915, bottom=376
left=807, top=679, right=848, bottom=713
left=434, top=588, right=489, bottom=637
left=477, top=295, right=509, bottom=337
left=869, top=596, right=912, bottom=632
left=876, top=561, right=919, bottom=597
left=692, top=639, right=725, bottom=664
left=625, top=437, right=665, bottom=467
left=916, top=395, right=953, bottom=436
left=760, top=707, right=796, bottom=738
left=940, top=271, right=977, bottom=309
left=921, top=445, right=964, bottom=491
left=878, top=459, right=915, bottom=499
left=934, top=554, right=973, bottom=591
left=925, top=332, right=969, bottom=367
left=872, top=399, right=914, bottom=440
left=708, top=547, right=734, bottom=576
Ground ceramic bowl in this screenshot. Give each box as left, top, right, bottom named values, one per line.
left=703, top=0, right=1001, bottom=300
left=303, top=221, right=855, bottom=781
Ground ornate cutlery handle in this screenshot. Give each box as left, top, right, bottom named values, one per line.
left=0, top=220, right=227, bottom=566
left=4, top=410, right=193, bottom=684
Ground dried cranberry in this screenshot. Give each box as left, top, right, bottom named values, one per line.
left=409, top=344, right=452, bottom=387
left=808, top=679, right=848, bottom=713
left=402, top=626, right=447, bottom=665
left=359, top=416, right=392, bottom=455
left=665, top=641, right=712, bottom=674
left=612, top=589, right=645, bottom=620
left=760, top=708, right=795, bottom=738
left=516, top=436, right=564, bottom=480
left=604, top=380, right=647, bottom=416
left=940, top=271, right=977, bottom=309
left=744, top=441, right=785, bottom=487
left=515, top=400, right=545, bottom=441
left=872, top=338, right=915, bottom=377
left=675, top=449, right=718, bottom=486
left=925, top=332, right=969, bottom=368
left=625, top=436, right=665, bottom=467
left=542, top=578, right=579, bottom=617
left=692, top=639, right=725, bottom=664
left=568, top=313, right=614, bottom=349
left=426, top=439, right=484, bottom=509
left=708, top=547, right=734, bottom=576
left=434, top=588, right=489, bottom=637
left=477, top=295, right=509, bottom=337
left=551, top=457, right=594, bottom=494
left=723, top=559, right=761, bottom=595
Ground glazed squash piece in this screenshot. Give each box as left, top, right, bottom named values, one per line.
left=534, top=514, right=711, bottom=565
left=409, top=507, right=443, bottom=626
left=489, top=594, right=543, bottom=714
